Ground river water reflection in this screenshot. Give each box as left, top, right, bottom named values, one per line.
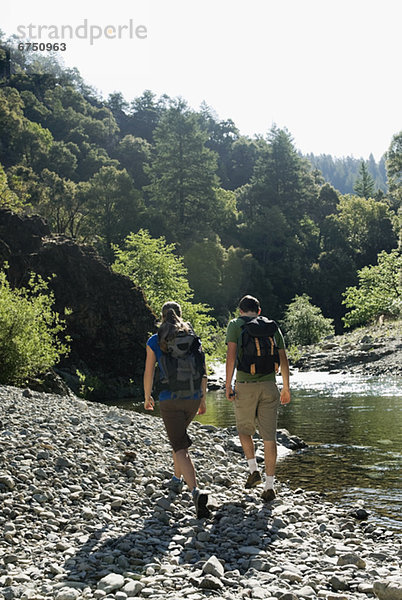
left=121, top=371, right=402, bottom=531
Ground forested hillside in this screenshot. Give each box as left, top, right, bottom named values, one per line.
left=305, top=153, right=387, bottom=196
left=1, top=37, right=401, bottom=338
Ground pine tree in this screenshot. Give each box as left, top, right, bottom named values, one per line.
left=354, top=161, right=376, bottom=198
left=145, top=99, right=218, bottom=246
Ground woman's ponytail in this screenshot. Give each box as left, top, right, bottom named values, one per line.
left=158, top=301, right=190, bottom=352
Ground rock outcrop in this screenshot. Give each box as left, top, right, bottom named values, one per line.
left=0, top=209, right=156, bottom=397
left=292, top=323, right=402, bottom=376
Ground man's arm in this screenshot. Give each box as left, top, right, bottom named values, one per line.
left=278, top=348, right=291, bottom=405
left=225, top=341, right=237, bottom=401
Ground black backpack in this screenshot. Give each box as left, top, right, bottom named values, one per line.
left=159, top=330, right=205, bottom=397
left=237, top=316, right=280, bottom=375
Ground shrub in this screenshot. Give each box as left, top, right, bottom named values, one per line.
left=282, top=294, right=334, bottom=346
left=0, top=268, right=70, bottom=385
left=76, top=369, right=104, bottom=400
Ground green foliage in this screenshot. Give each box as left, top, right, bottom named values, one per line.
left=309, top=247, right=357, bottom=328
left=0, top=268, right=70, bottom=385
left=184, top=236, right=265, bottom=319
left=145, top=99, right=219, bottom=244
left=282, top=294, right=334, bottom=346
left=325, top=195, right=397, bottom=267
left=0, top=87, right=28, bottom=166
left=354, top=161, right=376, bottom=198
left=184, top=236, right=226, bottom=311
left=83, top=166, right=143, bottom=261
left=206, top=325, right=228, bottom=363
left=0, top=163, right=24, bottom=211
left=76, top=369, right=104, bottom=400
left=235, top=126, right=321, bottom=312
left=0, top=43, right=400, bottom=336
left=112, top=229, right=217, bottom=354
left=286, top=344, right=303, bottom=364
left=47, top=141, right=78, bottom=179
left=213, top=187, right=238, bottom=239
left=228, top=136, right=260, bottom=190
left=313, top=183, right=339, bottom=223
left=342, top=249, right=402, bottom=328
left=128, top=90, right=167, bottom=142
left=386, top=131, right=402, bottom=216
left=113, top=229, right=192, bottom=311
left=6, top=165, right=42, bottom=207
left=39, top=168, right=79, bottom=235
left=386, top=132, right=402, bottom=194
left=20, top=120, right=53, bottom=169
left=307, top=153, right=387, bottom=195
left=112, top=134, right=151, bottom=188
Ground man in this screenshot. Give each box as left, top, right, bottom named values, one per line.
left=225, top=295, right=291, bottom=501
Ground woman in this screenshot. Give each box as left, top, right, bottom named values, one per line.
left=143, top=301, right=210, bottom=519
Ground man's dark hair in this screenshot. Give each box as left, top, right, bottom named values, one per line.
left=239, top=295, right=260, bottom=313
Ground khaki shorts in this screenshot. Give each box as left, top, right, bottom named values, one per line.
left=159, top=397, right=201, bottom=452
left=234, top=380, right=280, bottom=441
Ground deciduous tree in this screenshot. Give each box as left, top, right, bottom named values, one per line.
left=343, top=249, right=402, bottom=327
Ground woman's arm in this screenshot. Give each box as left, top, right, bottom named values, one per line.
left=143, top=345, right=156, bottom=410
left=198, top=373, right=208, bottom=414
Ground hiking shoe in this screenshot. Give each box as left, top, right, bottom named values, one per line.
left=261, top=488, right=276, bottom=502
left=245, top=470, right=262, bottom=489
left=193, top=490, right=211, bottom=519
left=166, top=478, right=184, bottom=494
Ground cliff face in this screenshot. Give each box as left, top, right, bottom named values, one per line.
left=0, top=209, right=156, bottom=397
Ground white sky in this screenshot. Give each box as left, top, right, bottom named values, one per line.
left=2, top=0, right=401, bottom=160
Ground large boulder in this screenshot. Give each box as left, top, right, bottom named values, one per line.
left=374, top=579, right=402, bottom=600
left=0, top=209, right=156, bottom=398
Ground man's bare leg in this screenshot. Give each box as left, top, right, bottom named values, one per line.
left=263, top=440, right=277, bottom=477
left=261, top=440, right=277, bottom=499
left=238, top=432, right=255, bottom=459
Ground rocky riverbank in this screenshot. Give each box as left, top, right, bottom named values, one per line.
left=0, top=386, right=401, bottom=600
left=292, top=320, right=402, bottom=377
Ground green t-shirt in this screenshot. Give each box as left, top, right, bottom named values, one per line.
left=225, top=316, right=285, bottom=382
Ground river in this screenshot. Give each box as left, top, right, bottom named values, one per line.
left=117, top=370, right=402, bottom=532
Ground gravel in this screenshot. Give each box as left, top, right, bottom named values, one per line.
left=0, top=385, right=401, bottom=600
